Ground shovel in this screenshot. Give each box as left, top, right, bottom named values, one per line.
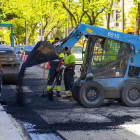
left=48, top=69, right=62, bottom=101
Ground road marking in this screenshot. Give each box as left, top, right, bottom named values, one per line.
left=22, top=121, right=63, bottom=140
left=121, top=124, right=140, bottom=137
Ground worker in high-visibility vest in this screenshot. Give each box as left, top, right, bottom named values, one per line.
left=62, top=50, right=75, bottom=96
left=46, top=37, right=64, bottom=97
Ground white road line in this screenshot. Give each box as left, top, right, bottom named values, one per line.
left=22, top=122, right=63, bottom=140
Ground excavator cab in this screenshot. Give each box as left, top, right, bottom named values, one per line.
left=72, top=35, right=140, bottom=108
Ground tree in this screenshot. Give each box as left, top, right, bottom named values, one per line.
left=134, top=3, right=140, bottom=35
left=41, top=0, right=67, bottom=40
left=128, top=0, right=140, bottom=35
left=0, top=0, right=41, bottom=44
left=106, top=0, right=113, bottom=29
left=53, top=0, right=115, bottom=30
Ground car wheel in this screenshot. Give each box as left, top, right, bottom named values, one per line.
left=121, top=81, right=140, bottom=107
left=79, top=81, right=105, bottom=108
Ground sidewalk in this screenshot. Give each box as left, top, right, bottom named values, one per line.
left=0, top=105, right=23, bottom=140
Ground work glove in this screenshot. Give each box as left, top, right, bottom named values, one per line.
left=60, top=65, right=66, bottom=70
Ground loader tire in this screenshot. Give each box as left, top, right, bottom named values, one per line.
left=71, top=82, right=80, bottom=103
left=79, top=81, right=105, bottom=108
left=121, top=80, right=140, bottom=107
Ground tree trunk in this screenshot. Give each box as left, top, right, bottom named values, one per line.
left=18, top=26, right=19, bottom=45
left=18, top=32, right=19, bottom=45
left=28, top=23, right=37, bottom=44
left=107, top=13, right=110, bottom=29
left=24, top=21, right=26, bottom=45
left=62, top=2, right=77, bottom=26
left=43, top=16, right=49, bottom=30
left=44, top=21, right=59, bottom=40
left=107, top=1, right=113, bottom=29
left=134, top=3, right=140, bottom=35
left=70, top=15, right=73, bottom=29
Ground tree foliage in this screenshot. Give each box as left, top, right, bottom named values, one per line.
left=0, top=0, right=117, bottom=44
left=56, top=0, right=114, bottom=28
left=128, top=4, right=137, bottom=26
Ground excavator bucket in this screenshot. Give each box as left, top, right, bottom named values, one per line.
left=18, top=40, right=58, bottom=79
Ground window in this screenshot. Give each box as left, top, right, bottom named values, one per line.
left=91, top=37, right=131, bottom=70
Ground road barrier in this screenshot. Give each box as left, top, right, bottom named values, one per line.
left=17, top=54, right=50, bottom=69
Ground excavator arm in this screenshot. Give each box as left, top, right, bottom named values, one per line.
left=56, top=23, right=140, bottom=54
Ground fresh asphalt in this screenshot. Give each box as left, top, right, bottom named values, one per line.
left=1, top=64, right=140, bottom=140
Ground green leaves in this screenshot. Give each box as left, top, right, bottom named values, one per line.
left=128, top=4, right=137, bottom=26
left=0, top=0, right=117, bottom=44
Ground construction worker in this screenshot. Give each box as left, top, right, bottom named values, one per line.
left=63, top=50, right=75, bottom=96
left=46, top=37, right=64, bottom=97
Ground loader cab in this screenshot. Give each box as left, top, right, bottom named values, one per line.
left=80, top=35, right=131, bottom=79
left=72, top=35, right=140, bottom=108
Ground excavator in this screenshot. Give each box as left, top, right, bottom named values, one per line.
left=17, top=23, right=140, bottom=107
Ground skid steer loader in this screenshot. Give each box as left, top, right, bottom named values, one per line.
left=17, top=23, right=140, bottom=107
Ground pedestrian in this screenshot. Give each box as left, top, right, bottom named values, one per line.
left=0, top=60, right=3, bottom=98
left=46, top=37, right=64, bottom=97
left=63, top=50, right=75, bottom=96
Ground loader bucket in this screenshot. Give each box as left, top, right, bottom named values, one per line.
left=17, top=40, right=58, bottom=79
left=16, top=40, right=59, bottom=106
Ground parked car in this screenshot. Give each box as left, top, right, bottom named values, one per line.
left=23, top=45, right=34, bottom=56
left=15, top=46, right=23, bottom=54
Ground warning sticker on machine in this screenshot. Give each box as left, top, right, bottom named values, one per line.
left=116, top=72, right=119, bottom=76
left=86, top=28, right=93, bottom=34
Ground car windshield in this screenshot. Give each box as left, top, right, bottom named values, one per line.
left=24, top=45, right=34, bottom=50
left=16, top=46, right=22, bottom=51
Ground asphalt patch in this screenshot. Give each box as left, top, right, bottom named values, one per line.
left=5, top=104, right=55, bottom=134
left=51, top=115, right=138, bottom=131
left=2, top=66, right=140, bottom=137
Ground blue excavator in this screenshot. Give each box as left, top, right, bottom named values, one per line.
left=17, top=23, right=140, bottom=107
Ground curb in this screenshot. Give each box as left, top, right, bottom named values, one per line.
left=0, top=105, right=23, bottom=140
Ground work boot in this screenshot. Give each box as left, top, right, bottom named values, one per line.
left=63, top=91, right=72, bottom=99
left=48, top=90, right=53, bottom=101
left=56, top=91, right=61, bottom=97
left=65, top=91, right=72, bottom=97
